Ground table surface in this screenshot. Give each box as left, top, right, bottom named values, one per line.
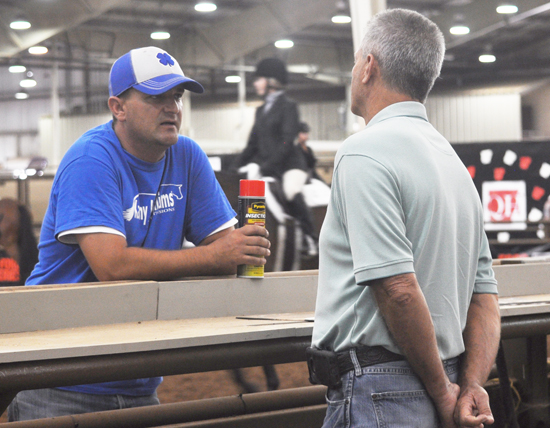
left=2, top=264, right=550, bottom=365
left=0, top=313, right=315, bottom=364
left=1, top=294, right=549, bottom=365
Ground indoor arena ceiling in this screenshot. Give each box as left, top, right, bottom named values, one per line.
left=0, top=0, right=549, bottom=102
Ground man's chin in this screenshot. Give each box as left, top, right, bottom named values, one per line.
left=156, top=134, right=179, bottom=148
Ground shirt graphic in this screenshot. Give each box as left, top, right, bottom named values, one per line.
left=123, top=184, right=184, bottom=225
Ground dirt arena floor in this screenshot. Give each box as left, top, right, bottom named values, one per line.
left=0, top=362, right=311, bottom=423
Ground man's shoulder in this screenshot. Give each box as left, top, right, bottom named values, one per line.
left=71, top=122, right=116, bottom=155
left=173, top=135, right=209, bottom=158
left=168, top=136, right=215, bottom=179
left=338, top=125, right=396, bottom=156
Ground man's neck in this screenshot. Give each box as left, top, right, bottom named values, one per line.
left=362, top=88, right=416, bottom=124
left=112, top=121, right=166, bottom=163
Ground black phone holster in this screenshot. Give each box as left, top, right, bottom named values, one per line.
left=306, top=347, right=342, bottom=388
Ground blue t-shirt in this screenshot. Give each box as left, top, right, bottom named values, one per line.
left=27, top=121, right=236, bottom=395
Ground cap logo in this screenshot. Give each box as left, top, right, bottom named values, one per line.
left=157, top=52, right=175, bottom=67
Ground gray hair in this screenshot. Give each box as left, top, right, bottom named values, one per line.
left=360, top=8, right=445, bottom=103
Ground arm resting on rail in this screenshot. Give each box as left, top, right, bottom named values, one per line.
left=76, top=225, right=270, bottom=281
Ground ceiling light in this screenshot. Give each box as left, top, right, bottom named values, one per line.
left=496, top=4, right=518, bottom=14
left=332, top=14, right=351, bottom=24
left=225, top=75, right=241, bottom=83
left=28, top=46, right=48, bottom=55
left=195, top=2, right=217, bottom=12
left=479, top=54, right=496, bottom=63
left=9, top=65, right=26, bottom=73
left=444, top=53, right=455, bottom=62
left=15, top=90, right=28, bottom=100
left=150, top=31, right=170, bottom=40
left=20, top=78, right=37, bottom=88
left=450, top=25, right=470, bottom=35
left=9, top=16, right=31, bottom=30
left=275, top=39, right=294, bottom=49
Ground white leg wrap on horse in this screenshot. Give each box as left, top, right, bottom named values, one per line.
left=282, top=169, right=308, bottom=201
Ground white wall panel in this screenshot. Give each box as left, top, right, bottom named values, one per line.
left=39, top=113, right=110, bottom=165
left=35, top=92, right=524, bottom=165
left=522, top=82, right=550, bottom=138
left=425, top=92, right=522, bottom=143
left=190, top=103, right=257, bottom=152
left=1, top=98, right=53, bottom=132
left=0, top=136, right=17, bottom=163
left=300, top=101, right=347, bottom=141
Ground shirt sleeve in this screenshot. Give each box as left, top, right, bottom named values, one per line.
left=333, top=154, right=415, bottom=285
left=474, top=233, right=499, bottom=294
left=54, top=155, right=125, bottom=241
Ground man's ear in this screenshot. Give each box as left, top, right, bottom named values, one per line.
left=108, top=96, right=126, bottom=122
left=362, top=54, right=377, bottom=84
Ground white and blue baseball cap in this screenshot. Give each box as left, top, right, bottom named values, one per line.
left=109, top=46, right=204, bottom=97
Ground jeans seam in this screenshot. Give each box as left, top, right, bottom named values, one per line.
left=344, top=371, right=353, bottom=428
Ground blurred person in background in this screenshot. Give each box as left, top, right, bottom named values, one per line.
left=236, top=58, right=317, bottom=255
left=0, top=198, right=38, bottom=286
left=296, top=121, right=325, bottom=184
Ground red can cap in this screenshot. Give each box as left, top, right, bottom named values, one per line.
left=239, top=179, right=265, bottom=197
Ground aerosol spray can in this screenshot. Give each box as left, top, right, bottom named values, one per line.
left=237, top=179, right=266, bottom=278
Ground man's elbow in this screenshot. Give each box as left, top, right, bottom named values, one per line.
left=94, top=271, right=122, bottom=282
left=91, top=264, right=129, bottom=282
left=373, top=273, right=419, bottom=308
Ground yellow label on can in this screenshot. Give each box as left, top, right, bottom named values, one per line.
left=238, top=197, right=266, bottom=278
left=237, top=263, right=264, bottom=278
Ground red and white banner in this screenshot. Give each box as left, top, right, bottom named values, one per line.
left=482, top=181, right=527, bottom=230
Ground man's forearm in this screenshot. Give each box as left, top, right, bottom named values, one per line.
left=460, top=293, right=500, bottom=387
left=370, top=273, right=452, bottom=397
left=77, top=226, right=270, bottom=282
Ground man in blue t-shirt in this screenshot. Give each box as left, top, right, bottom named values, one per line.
left=9, top=46, right=271, bottom=421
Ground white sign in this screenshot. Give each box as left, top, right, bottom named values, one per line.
left=482, top=180, right=527, bottom=231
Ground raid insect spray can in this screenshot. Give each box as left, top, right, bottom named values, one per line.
left=237, top=179, right=266, bottom=278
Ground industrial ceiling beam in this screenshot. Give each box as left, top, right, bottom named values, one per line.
left=169, top=0, right=339, bottom=67
left=430, top=0, right=550, bottom=50
left=0, top=0, right=132, bottom=58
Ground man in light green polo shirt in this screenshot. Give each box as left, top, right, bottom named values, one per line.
left=310, top=8, right=500, bottom=428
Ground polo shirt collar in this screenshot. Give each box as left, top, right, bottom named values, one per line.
left=366, top=101, right=428, bottom=129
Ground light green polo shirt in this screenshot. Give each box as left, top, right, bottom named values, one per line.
left=312, top=102, right=497, bottom=360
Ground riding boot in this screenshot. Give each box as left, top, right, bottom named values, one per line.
left=286, top=193, right=318, bottom=256
left=286, top=193, right=316, bottom=238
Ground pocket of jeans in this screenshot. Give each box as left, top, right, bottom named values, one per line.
left=324, top=389, right=350, bottom=428
left=371, top=389, right=438, bottom=428
left=325, top=386, right=347, bottom=406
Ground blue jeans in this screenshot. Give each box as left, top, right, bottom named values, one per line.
left=322, top=356, right=460, bottom=428
left=8, top=387, right=160, bottom=421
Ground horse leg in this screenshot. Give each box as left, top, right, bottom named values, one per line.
left=230, top=369, right=259, bottom=393
left=263, top=365, right=280, bottom=390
